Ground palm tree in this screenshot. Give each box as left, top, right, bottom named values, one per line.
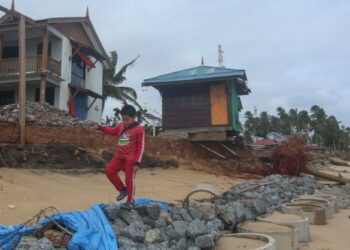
left=258, top=111, right=270, bottom=137
left=102, top=51, right=161, bottom=124
left=276, top=107, right=291, bottom=135
left=310, top=105, right=327, bottom=144
left=103, top=51, right=140, bottom=104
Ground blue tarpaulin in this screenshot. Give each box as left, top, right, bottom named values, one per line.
left=0, top=199, right=168, bottom=250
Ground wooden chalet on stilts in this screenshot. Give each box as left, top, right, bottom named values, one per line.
left=142, top=65, right=251, bottom=141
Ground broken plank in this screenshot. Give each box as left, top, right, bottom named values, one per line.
left=197, top=143, right=226, bottom=160
left=220, top=143, right=237, bottom=156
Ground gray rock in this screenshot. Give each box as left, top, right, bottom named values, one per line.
left=104, top=205, right=121, bottom=221
left=162, top=224, right=180, bottom=240
left=206, top=218, right=224, bottom=232
left=187, top=219, right=209, bottom=239
left=169, top=238, right=186, bottom=250
left=147, top=241, right=169, bottom=250
left=137, top=244, right=148, bottom=250
left=188, top=207, right=203, bottom=220
left=154, top=216, right=167, bottom=228
left=243, top=191, right=256, bottom=199
left=144, top=228, right=163, bottom=244
left=187, top=247, right=201, bottom=250
left=179, top=208, right=193, bottom=223
left=120, top=209, right=142, bottom=225
left=172, top=221, right=187, bottom=237
left=112, top=218, right=128, bottom=235
left=226, top=201, right=246, bottom=224
left=15, top=237, right=54, bottom=250
left=186, top=239, right=196, bottom=248
left=211, top=229, right=221, bottom=241
left=176, top=238, right=187, bottom=249
left=195, top=233, right=215, bottom=248
left=147, top=203, right=162, bottom=220
left=26, top=114, right=36, bottom=122
left=135, top=205, right=148, bottom=217
left=170, top=206, right=183, bottom=221
left=118, top=236, right=137, bottom=248
left=119, top=247, right=137, bottom=250
left=254, top=197, right=268, bottom=215
left=120, top=221, right=146, bottom=242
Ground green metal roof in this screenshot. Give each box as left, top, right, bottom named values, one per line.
left=142, top=65, right=247, bottom=86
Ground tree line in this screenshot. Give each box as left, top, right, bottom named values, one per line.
left=243, top=105, right=350, bottom=151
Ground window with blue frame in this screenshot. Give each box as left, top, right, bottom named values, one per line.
left=71, top=54, right=86, bottom=86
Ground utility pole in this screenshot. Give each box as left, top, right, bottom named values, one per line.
left=39, top=28, right=48, bottom=104
left=18, top=15, right=26, bottom=145
left=218, top=44, right=224, bottom=67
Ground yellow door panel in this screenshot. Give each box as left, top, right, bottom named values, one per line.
left=210, top=85, right=228, bottom=125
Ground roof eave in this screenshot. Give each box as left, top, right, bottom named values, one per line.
left=142, top=74, right=245, bottom=87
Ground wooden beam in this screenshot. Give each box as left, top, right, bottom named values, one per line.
left=87, top=97, right=97, bottom=111
left=0, top=36, right=3, bottom=59
left=18, top=15, right=26, bottom=146
left=0, top=5, right=36, bottom=25
left=220, top=143, right=237, bottom=156
left=39, top=28, right=49, bottom=104
left=307, top=166, right=350, bottom=184
left=197, top=143, right=227, bottom=160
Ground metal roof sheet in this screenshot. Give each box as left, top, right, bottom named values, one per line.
left=142, top=65, right=246, bottom=86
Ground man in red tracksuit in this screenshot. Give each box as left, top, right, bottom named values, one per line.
left=99, top=105, right=145, bottom=207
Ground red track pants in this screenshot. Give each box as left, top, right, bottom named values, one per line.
left=105, top=155, right=137, bottom=202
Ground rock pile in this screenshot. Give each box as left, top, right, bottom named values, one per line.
left=319, top=183, right=350, bottom=208
left=215, top=174, right=317, bottom=229
left=13, top=175, right=319, bottom=249
left=0, top=102, right=97, bottom=128
left=104, top=203, right=223, bottom=250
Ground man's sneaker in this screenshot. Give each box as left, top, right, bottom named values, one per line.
left=116, top=189, right=127, bottom=201
left=121, top=201, right=135, bottom=209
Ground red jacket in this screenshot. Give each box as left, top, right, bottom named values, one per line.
left=100, top=122, right=145, bottom=163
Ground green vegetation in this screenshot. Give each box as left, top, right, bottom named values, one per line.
left=243, top=105, right=350, bottom=151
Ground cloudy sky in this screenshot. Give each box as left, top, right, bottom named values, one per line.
left=3, top=0, right=350, bottom=125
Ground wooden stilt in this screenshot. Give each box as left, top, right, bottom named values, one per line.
left=18, top=15, right=26, bottom=146
left=197, top=143, right=227, bottom=160
left=0, top=37, right=3, bottom=59
left=40, top=28, right=49, bottom=104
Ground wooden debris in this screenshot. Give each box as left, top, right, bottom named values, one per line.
left=307, top=166, right=350, bottom=184
left=329, top=157, right=350, bottom=167
left=197, top=143, right=227, bottom=160
left=220, top=143, right=237, bottom=157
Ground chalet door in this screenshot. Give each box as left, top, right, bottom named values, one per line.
left=210, top=84, right=228, bottom=125
left=73, top=92, right=88, bottom=120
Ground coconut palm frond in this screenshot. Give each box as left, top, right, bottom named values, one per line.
left=113, top=54, right=140, bottom=84
left=115, top=86, right=137, bottom=100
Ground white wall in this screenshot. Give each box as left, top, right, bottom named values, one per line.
left=51, top=39, right=62, bottom=62
left=85, top=60, right=103, bottom=123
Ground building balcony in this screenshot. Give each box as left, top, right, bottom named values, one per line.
left=0, top=56, right=61, bottom=77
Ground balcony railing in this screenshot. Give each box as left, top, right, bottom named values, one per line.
left=0, top=56, right=61, bottom=76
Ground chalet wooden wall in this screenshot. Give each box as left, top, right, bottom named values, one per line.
left=160, top=84, right=212, bottom=129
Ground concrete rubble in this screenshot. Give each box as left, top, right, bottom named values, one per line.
left=15, top=237, right=55, bottom=250
left=0, top=102, right=97, bottom=128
